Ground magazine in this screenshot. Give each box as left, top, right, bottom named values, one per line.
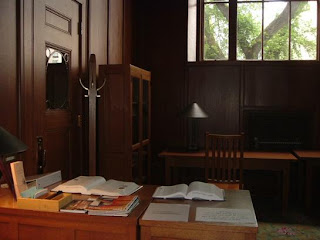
left=52, top=176, right=142, bottom=196
left=152, top=181, right=225, bottom=201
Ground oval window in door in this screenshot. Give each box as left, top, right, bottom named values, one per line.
left=45, top=47, right=69, bottom=109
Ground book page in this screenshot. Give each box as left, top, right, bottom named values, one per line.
left=195, top=207, right=256, bottom=224
left=152, top=184, right=188, bottom=199
left=142, top=203, right=190, bottom=222
left=52, top=176, right=106, bottom=194
left=186, top=181, right=224, bottom=201
left=90, top=179, right=142, bottom=196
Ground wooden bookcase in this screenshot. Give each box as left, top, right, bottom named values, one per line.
left=99, top=64, right=151, bottom=183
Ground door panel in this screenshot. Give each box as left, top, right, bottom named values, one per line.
left=33, top=0, right=81, bottom=179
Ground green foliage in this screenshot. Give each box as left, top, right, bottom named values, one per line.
left=204, top=4, right=229, bottom=60
left=237, top=3, right=262, bottom=59
left=290, top=2, right=316, bottom=60
left=264, top=25, right=289, bottom=60
left=203, top=1, right=317, bottom=60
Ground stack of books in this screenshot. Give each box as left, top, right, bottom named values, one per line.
left=87, top=195, right=139, bottom=216
left=60, top=195, right=139, bottom=217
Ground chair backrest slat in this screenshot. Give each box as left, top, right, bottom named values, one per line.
left=205, top=132, right=244, bottom=189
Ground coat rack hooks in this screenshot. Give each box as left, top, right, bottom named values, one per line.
left=79, top=55, right=106, bottom=97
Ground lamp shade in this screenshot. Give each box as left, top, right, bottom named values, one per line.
left=0, top=127, right=28, bottom=156
left=181, top=102, right=209, bottom=118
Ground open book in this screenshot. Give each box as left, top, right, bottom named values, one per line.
left=152, top=181, right=225, bottom=201
left=52, top=176, right=142, bottom=196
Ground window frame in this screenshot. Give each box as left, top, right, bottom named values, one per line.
left=197, top=0, right=319, bottom=62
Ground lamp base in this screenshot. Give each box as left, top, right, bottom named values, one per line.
left=187, top=118, right=200, bottom=152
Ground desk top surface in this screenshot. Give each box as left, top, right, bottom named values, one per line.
left=140, top=190, right=258, bottom=231
left=159, top=150, right=297, bottom=160
left=0, top=185, right=157, bottom=223
left=293, top=150, right=320, bottom=159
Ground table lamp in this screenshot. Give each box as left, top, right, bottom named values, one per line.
left=0, top=127, right=28, bottom=198
left=181, top=102, right=208, bottom=151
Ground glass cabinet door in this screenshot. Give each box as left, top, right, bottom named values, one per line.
left=142, top=79, right=150, bottom=141
left=132, top=77, right=140, bottom=145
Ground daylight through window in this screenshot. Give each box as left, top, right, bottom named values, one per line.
left=202, top=0, right=318, bottom=61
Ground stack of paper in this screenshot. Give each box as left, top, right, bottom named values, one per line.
left=142, top=203, right=190, bottom=222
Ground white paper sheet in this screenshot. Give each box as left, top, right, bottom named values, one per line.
left=142, top=203, right=190, bottom=222
left=195, top=207, right=256, bottom=224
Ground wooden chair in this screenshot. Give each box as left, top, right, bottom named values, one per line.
left=205, top=132, right=244, bottom=190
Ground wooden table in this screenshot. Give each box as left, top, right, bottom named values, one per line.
left=0, top=185, right=156, bottom=240
left=159, top=151, right=297, bottom=215
left=139, top=190, right=258, bottom=240
left=293, top=150, right=320, bottom=214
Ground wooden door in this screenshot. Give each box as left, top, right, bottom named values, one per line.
left=33, top=0, right=83, bottom=179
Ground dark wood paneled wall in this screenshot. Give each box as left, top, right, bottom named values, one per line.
left=108, top=0, right=123, bottom=64
left=187, top=64, right=241, bottom=137
left=89, top=0, right=108, bottom=71
left=189, top=62, right=320, bottom=148
left=133, top=0, right=320, bottom=166
left=0, top=0, right=18, bottom=135
left=97, top=0, right=133, bottom=178
left=133, top=0, right=188, bottom=156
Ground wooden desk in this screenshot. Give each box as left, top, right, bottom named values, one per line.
left=293, top=150, right=320, bottom=214
left=159, top=151, right=297, bottom=215
left=0, top=185, right=156, bottom=240
left=139, top=190, right=258, bottom=240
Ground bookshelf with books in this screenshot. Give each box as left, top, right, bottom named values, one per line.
left=99, top=64, right=151, bottom=184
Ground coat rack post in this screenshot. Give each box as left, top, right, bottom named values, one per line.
left=79, top=54, right=106, bottom=176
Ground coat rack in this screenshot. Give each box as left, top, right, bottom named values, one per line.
left=79, top=54, right=106, bottom=176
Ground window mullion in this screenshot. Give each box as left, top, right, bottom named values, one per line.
left=199, top=0, right=204, bottom=61
left=262, top=0, right=264, bottom=60
left=230, top=1, right=237, bottom=60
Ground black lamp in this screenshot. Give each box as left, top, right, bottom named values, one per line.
left=0, top=127, right=28, bottom=198
left=181, top=102, right=208, bottom=151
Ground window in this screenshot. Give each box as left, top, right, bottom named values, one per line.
left=194, top=0, right=318, bottom=61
